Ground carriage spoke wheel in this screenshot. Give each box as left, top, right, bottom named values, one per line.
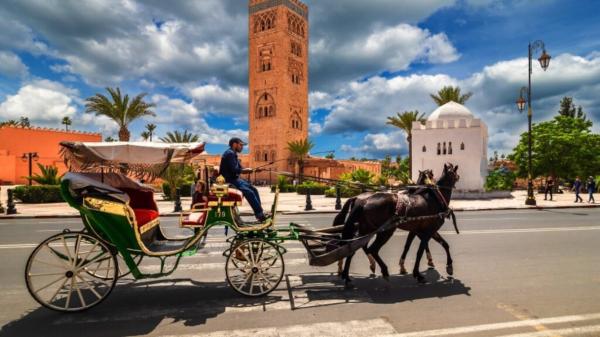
left=25, top=232, right=117, bottom=312
left=225, top=239, right=284, bottom=297
left=85, top=253, right=143, bottom=280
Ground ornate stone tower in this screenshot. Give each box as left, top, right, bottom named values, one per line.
left=248, top=0, right=309, bottom=182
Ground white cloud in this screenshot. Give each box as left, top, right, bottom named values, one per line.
left=0, top=51, right=28, bottom=77
left=0, top=80, right=77, bottom=123
left=341, top=130, right=406, bottom=158
left=186, top=84, right=248, bottom=118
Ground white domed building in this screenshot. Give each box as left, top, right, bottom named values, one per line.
left=411, top=101, right=488, bottom=191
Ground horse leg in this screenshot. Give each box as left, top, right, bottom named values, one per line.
left=413, top=237, right=430, bottom=284
left=337, top=259, right=344, bottom=276
left=399, top=231, right=417, bottom=275
left=342, top=252, right=356, bottom=289
left=362, top=246, right=376, bottom=274
left=426, top=244, right=435, bottom=268
left=366, top=230, right=394, bottom=280
left=432, top=232, right=453, bottom=275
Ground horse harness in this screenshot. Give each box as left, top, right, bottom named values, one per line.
left=393, top=185, right=458, bottom=234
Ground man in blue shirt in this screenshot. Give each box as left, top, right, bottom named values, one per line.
left=220, top=137, right=268, bottom=221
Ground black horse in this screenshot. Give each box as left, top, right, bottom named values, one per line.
left=337, top=163, right=459, bottom=287
left=334, top=169, right=439, bottom=275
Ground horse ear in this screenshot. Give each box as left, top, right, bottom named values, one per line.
left=454, top=165, right=459, bottom=172
left=443, top=163, right=448, bottom=171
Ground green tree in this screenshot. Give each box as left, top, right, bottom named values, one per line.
left=286, top=138, right=315, bottom=182
left=430, top=86, right=473, bottom=106
left=325, top=152, right=335, bottom=159
left=85, top=87, right=156, bottom=141
left=558, top=96, right=587, bottom=121
left=386, top=110, right=427, bottom=176
left=485, top=167, right=516, bottom=191
left=25, top=163, right=63, bottom=185
left=509, top=115, right=600, bottom=181
left=104, top=136, right=117, bottom=142
left=160, top=130, right=199, bottom=143
left=145, top=123, right=157, bottom=141
left=61, top=116, right=72, bottom=131
left=141, top=131, right=151, bottom=141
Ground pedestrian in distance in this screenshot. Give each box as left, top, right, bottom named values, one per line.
left=586, top=176, right=596, bottom=203
left=544, top=176, right=554, bottom=201
left=573, top=176, right=583, bottom=203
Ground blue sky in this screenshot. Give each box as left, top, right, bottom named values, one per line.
left=1, top=0, right=600, bottom=158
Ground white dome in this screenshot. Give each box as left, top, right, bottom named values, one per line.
left=428, top=101, right=474, bottom=120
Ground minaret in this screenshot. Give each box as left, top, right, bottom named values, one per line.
left=248, top=0, right=309, bottom=182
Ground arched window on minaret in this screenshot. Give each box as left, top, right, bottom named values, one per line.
left=270, top=151, right=276, bottom=162
left=422, top=145, right=426, bottom=152
left=263, top=152, right=268, bottom=161
left=437, top=143, right=441, bottom=155
left=443, top=142, right=447, bottom=155
left=461, top=142, right=465, bottom=150
left=256, top=93, right=275, bottom=119
left=449, top=142, right=453, bottom=155
left=255, top=151, right=261, bottom=162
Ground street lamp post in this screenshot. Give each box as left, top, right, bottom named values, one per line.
left=516, top=40, right=551, bottom=206
left=21, top=152, right=39, bottom=186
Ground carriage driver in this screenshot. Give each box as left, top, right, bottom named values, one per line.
left=220, top=137, right=269, bottom=222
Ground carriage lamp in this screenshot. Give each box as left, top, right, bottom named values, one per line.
left=516, top=40, right=551, bottom=206
left=21, top=152, right=39, bottom=186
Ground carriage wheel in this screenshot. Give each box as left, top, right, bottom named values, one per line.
left=225, top=239, right=284, bottom=297
left=85, top=253, right=143, bottom=280
left=25, top=232, right=117, bottom=312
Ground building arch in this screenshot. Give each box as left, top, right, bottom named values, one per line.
left=255, top=92, right=276, bottom=119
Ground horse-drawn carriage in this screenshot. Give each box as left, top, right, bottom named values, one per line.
left=25, top=141, right=459, bottom=312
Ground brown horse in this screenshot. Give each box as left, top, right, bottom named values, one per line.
left=338, top=163, right=459, bottom=287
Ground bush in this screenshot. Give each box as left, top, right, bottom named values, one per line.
left=162, top=182, right=192, bottom=199
left=13, top=185, right=64, bottom=203
left=325, top=186, right=362, bottom=198
left=296, top=184, right=328, bottom=195
left=485, top=167, right=516, bottom=192
left=270, top=185, right=296, bottom=193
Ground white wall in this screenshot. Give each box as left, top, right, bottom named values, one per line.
left=411, top=118, right=488, bottom=191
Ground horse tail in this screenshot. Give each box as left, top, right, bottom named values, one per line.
left=341, top=202, right=363, bottom=240
left=332, top=197, right=357, bottom=226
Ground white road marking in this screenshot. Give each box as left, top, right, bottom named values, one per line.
left=496, top=324, right=600, bottom=337
left=140, top=258, right=308, bottom=272
left=165, top=318, right=398, bottom=337
left=3, top=226, right=600, bottom=250
left=388, top=312, right=600, bottom=337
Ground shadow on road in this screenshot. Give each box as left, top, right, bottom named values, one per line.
left=0, top=278, right=282, bottom=337
left=289, top=268, right=471, bottom=310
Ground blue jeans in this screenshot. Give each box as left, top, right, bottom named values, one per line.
left=229, top=178, right=264, bottom=218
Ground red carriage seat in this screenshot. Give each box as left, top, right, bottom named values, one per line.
left=181, top=211, right=206, bottom=226
left=120, top=188, right=159, bottom=227
left=207, top=188, right=243, bottom=204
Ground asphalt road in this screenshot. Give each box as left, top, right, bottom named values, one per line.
left=1, top=209, right=599, bottom=337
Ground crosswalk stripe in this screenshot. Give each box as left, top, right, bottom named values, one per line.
left=166, top=318, right=399, bottom=337
left=495, top=324, right=600, bottom=337
left=388, top=312, right=600, bottom=337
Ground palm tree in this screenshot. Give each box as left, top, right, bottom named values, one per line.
left=0, top=119, right=19, bottom=128
left=25, top=163, right=63, bottom=185
left=159, top=130, right=199, bottom=143
left=85, top=87, right=156, bottom=141
left=141, top=131, right=151, bottom=141
left=430, top=86, right=473, bottom=106
left=386, top=110, right=427, bottom=178
left=286, top=138, right=314, bottom=182
left=61, top=116, right=72, bottom=131
left=19, top=117, right=31, bottom=128
left=145, top=123, right=157, bottom=141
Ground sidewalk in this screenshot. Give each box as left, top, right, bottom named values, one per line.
left=0, top=186, right=598, bottom=218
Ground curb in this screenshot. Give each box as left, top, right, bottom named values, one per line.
left=2, top=204, right=599, bottom=219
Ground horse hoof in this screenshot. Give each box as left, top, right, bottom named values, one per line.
left=344, top=281, right=355, bottom=290
left=427, top=261, right=435, bottom=268
left=446, top=265, right=454, bottom=276
left=382, top=274, right=390, bottom=282
left=399, top=269, right=408, bottom=275
left=370, top=265, right=376, bottom=273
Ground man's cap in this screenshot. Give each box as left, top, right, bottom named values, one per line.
left=229, top=137, right=247, bottom=146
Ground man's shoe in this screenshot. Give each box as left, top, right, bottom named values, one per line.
left=256, top=212, right=272, bottom=222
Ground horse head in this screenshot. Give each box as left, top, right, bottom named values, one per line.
left=439, top=163, right=460, bottom=188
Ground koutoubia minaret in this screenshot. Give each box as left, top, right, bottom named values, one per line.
left=248, top=0, right=309, bottom=182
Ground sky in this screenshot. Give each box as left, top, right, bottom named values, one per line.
left=1, top=0, right=600, bottom=159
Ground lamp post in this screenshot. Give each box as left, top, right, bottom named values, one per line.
left=516, top=40, right=551, bottom=206
left=21, top=152, right=39, bottom=186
